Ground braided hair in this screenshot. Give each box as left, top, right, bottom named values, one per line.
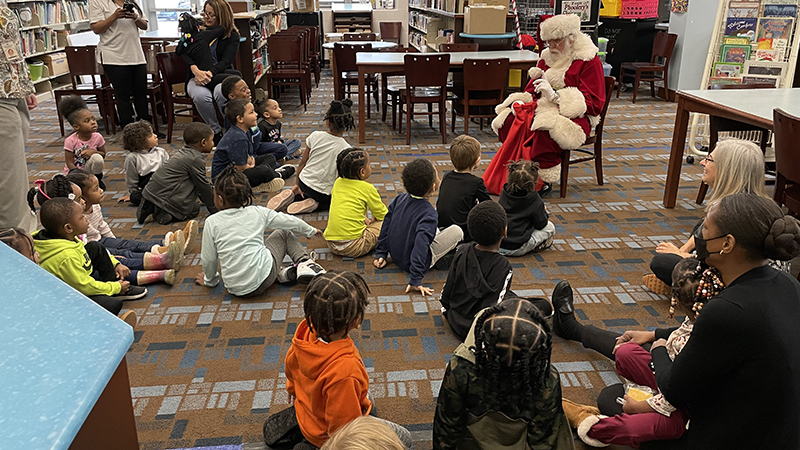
left=472, top=297, right=552, bottom=417
left=303, top=270, right=370, bottom=341
left=27, top=174, right=74, bottom=213
left=66, top=169, right=93, bottom=193
left=213, top=165, right=254, bottom=208
left=336, top=148, right=369, bottom=180
left=324, top=99, right=355, bottom=134
left=0, top=227, right=31, bottom=258
left=57, top=95, right=89, bottom=126
left=506, top=159, right=540, bottom=194
left=669, top=257, right=724, bottom=319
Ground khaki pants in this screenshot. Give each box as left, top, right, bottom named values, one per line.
left=327, top=221, right=383, bottom=258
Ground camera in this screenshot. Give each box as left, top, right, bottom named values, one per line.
left=122, top=0, right=135, bottom=12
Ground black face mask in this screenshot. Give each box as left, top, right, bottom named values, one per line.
left=693, top=226, right=727, bottom=262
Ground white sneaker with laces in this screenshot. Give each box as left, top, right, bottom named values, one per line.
left=296, top=254, right=325, bottom=283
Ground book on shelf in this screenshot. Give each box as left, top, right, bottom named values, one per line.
left=727, top=2, right=759, bottom=19
left=762, top=4, right=797, bottom=18
left=720, top=43, right=751, bottom=63
left=742, top=74, right=780, bottom=87
left=709, top=76, right=742, bottom=86
left=713, top=61, right=744, bottom=77
left=725, top=17, right=757, bottom=41
left=756, top=17, right=794, bottom=41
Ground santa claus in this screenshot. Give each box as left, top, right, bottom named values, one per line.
left=482, top=13, right=606, bottom=195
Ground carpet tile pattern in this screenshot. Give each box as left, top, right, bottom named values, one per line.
left=24, top=76, right=708, bottom=450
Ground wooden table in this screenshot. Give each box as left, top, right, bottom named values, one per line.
left=355, top=49, right=538, bottom=143
left=323, top=41, right=396, bottom=49
left=663, top=88, right=800, bottom=208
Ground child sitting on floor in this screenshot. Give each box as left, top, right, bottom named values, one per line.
left=33, top=198, right=149, bottom=313
left=436, top=135, right=491, bottom=242
left=195, top=166, right=326, bottom=298
left=58, top=95, right=106, bottom=189
left=140, top=123, right=219, bottom=227
left=0, top=226, right=138, bottom=327
left=324, top=148, right=387, bottom=258
left=374, top=159, right=463, bottom=297
left=257, top=98, right=302, bottom=158
left=320, top=416, right=407, bottom=450
left=433, top=297, right=569, bottom=449
left=283, top=271, right=412, bottom=448
left=268, top=99, right=354, bottom=215
left=563, top=257, right=718, bottom=448
left=499, top=160, right=556, bottom=256
left=122, top=120, right=170, bottom=206
left=210, top=99, right=294, bottom=194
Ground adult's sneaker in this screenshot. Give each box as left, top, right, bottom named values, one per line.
left=296, top=257, right=325, bottom=283
left=117, top=285, right=148, bottom=301
left=137, top=198, right=155, bottom=224
left=268, top=189, right=295, bottom=211
left=276, top=164, right=296, bottom=180
left=253, top=178, right=285, bottom=193
left=287, top=198, right=319, bottom=215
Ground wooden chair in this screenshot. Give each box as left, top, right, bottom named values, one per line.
left=279, top=27, right=315, bottom=95
left=344, top=32, right=376, bottom=41
left=399, top=54, right=451, bottom=145
left=616, top=32, right=677, bottom=103
left=439, top=42, right=477, bottom=101
left=54, top=46, right=115, bottom=136
left=451, top=58, right=508, bottom=135
left=333, top=43, right=379, bottom=118
left=559, top=76, right=615, bottom=198
left=156, top=52, right=204, bottom=143
left=694, top=83, right=775, bottom=204
left=772, top=108, right=800, bottom=216
left=141, top=42, right=166, bottom=135
left=265, top=34, right=311, bottom=110
left=381, top=46, right=418, bottom=129
left=439, top=43, right=478, bottom=52
left=379, top=22, right=402, bottom=44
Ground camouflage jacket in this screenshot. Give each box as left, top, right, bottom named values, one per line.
left=0, top=6, right=34, bottom=99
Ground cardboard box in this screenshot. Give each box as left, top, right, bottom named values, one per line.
left=228, top=0, right=253, bottom=13
left=464, top=5, right=507, bottom=34
left=290, top=0, right=318, bottom=12
left=41, top=51, right=69, bottom=77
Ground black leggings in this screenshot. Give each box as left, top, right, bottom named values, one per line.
left=243, top=154, right=279, bottom=187
left=295, top=178, right=331, bottom=211
left=650, top=253, right=683, bottom=285
left=85, top=241, right=123, bottom=314
left=102, top=63, right=151, bottom=128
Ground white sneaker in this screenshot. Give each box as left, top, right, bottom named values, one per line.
left=296, top=256, right=325, bottom=284
left=277, top=265, right=297, bottom=283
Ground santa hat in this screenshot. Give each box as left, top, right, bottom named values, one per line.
left=539, top=14, right=581, bottom=41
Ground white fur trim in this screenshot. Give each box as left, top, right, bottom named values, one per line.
left=538, top=164, right=561, bottom=182
left=529, top=67, right=544, bottom=80
left=547, top=115, right=588, bottom=150
left=557, top=86, right=587, bottom=119
left=542, top=33, right=598, bottom=68
left=495, top=92, right=533, bottom=115
left=577, top=415, right=610, bottom=448
left=492, top=108, right=513, bottom=135
left=539, top=14, right=581, bottom=41
left=588, top=115, right=600, bottom=128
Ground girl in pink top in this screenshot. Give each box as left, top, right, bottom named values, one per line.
left=59, top=95, right=107, bottom=188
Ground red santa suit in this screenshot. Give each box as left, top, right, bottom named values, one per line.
left=483, top=14, right=606, bottom=195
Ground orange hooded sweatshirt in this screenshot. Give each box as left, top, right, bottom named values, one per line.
left=284, top=319, right=371, bottom=447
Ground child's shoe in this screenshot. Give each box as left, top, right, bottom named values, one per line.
left=116, top=285, right=148, bottom=301
left=276, top=164, right=296, bottom=180
left=268, top=189, right=295, bottom=211
left=533, top=236, right=554, bottom=253
left=643, top=274, right=671, bottom=296
left=287, top=198, right=318, bottom=215
left=296, top=255, right=325, bottom=284
left=254, top=178, right=285, bottom=193
left=277, top=265, right=298, bottom=283
left=164, top=269, right=176, bottom=285
left=119, top=310, right=137, bottom=328
left=137, top=198, right=155, bottom=224
left=183, top=220, right=198, bottom=254
left=168, top=240, right=183, bottom=272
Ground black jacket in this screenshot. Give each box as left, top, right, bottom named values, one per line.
left=440, top=243, right=513, bottom=341
left=436, top=171, right=491, bottom=242
left=178, top=26, right=241, bottom=87
left=499, top=184, right=548, bottom=250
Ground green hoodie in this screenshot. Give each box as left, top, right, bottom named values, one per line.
left=33, top=230, right=122, bottom=297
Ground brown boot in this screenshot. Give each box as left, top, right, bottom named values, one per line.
left=643, top=274, right=671, bottom=296
left=562, top=398, right=601, bottom=428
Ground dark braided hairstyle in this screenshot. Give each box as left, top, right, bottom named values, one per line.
left=506, top=159, right=540, bottom=195
left=57, top=95, right=89, bottom=126
left=27, top=174, right=74, bottom=213
left=324, top=99, right=355, bottom=134
left=0, top=227, right=32, bottom=259
left=66, top=169, right=93, bottom=193
left=336, top=148, right=369, bottom=179
left=472, top=297, right=552, bottom=418
left=303, top=270, right=370, bottom=341
left=213, top=165, right=254, bottom=208
left=669, top=257, right=724, bottom=319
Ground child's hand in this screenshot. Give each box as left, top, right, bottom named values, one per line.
left=655, top=242, right=690, bottom=257
left=313, top=228, right=323, bottom=238
left=365, top=216, right=375, bottom=225
left=82, top=147, right=97, bottom=158
left=115, top=263, right=131, bottom=280
left=406, top=284, right=434, bottom=298
left=194, top=273, right=206, bottom=286
left=614, top=330, right=655, bottom=349
left=119, top=280, right=131, bottom=293
left=373, top=258, right=387, bottom=269
left=291, top=185, right=303, bottom=197
left=247, top=156, right=255, bottom=168
left=621, top=395, right=655, bottom=415
left=118, top=195, right=130, bottom=202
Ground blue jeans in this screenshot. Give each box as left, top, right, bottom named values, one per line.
left=255, top=141, right=289, bottom=163
left=99, top=236, right=160, bottom=260
left=499, top=221, right=556, bottom=257
left=285, top=138, right=302, bottom=157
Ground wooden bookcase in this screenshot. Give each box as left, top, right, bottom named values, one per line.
left=234, top=8, right=285, bottom=90
left=332, top=4, right=372, bottom=32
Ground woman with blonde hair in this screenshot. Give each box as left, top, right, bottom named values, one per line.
left=644, top=138, right=773, bottom=294
left=182, top=0, right=240, bottom=143
left=320, top=416, right=407, bottom=450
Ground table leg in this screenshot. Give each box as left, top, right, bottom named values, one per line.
left=358, top=68, right=366, bottom=144
left=663, top=96, right=690, bottom=208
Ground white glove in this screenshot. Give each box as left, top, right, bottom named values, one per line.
left=533, top=78, right=560, bottom=103
left=511, top=100, right=526, bottom=115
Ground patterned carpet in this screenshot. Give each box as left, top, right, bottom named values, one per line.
left=25, top=73, right=708, bottom=450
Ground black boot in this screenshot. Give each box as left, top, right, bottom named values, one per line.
left=136, top=198, right=155, bottom=224
left=582, top=325, right=621, bottom=360
left=551, top=280, right=584, bottom=342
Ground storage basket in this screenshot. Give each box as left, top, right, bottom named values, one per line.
left=599, top=0, right=622, bottom=17
left=620, top=0, right=658, bottom=18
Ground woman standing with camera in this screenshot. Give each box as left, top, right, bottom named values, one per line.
left=89, top=0, right=150, bottom=129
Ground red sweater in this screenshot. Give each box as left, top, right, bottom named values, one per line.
left=284, top=320, right=371, bottom=447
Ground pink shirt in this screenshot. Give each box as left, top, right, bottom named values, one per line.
left=63, top=132, right=105, bottom=174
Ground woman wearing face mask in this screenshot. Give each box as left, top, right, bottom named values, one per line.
left=643, top=139, right=782, bottom=296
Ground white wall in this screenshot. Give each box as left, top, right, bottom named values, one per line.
left=321, top=2, right=408, bottom=45
left=668, top=0, right=721, bottom=91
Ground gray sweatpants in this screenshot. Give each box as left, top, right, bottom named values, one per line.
left=186, top=79, right=226, bottom=134
left=242, top=229, right=308, bottom=298
left=0, top=98, right=36, bottom=232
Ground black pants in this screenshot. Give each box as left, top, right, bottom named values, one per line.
left=650, top=253, right=683, bottom=285
left=243, top=154, right=279, bottom=188
left=102, top=63, right=151, bottom=128
left=85, top=241, right=123, bottom=314
left=295, top=178, right=331, bottom=211
left=130, top=172, right=153, bottom=206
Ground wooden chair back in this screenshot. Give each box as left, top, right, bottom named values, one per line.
left=404, top=53, right=450, bottom=95
left=141, top=42, right=165, bottom=81
left=651, top=31, right=678, bottom=66
left=439, top=43, right=478, bottom=52
left=268, top=35, right=305, bottom=67
left=773, top=108, right=800, bottom=210
left=344, top=32, right=376, bottom=41
left=156, top=51, right=188, bottom=88
left=380, top=45, right=419, bottom=53
left=463, top=58, right=508, bottom=96
left=333, top=43, right=372, bottom=73
left=64, top=46, right=104, bottom=88
left=379, top=22, right=402, bottom=43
